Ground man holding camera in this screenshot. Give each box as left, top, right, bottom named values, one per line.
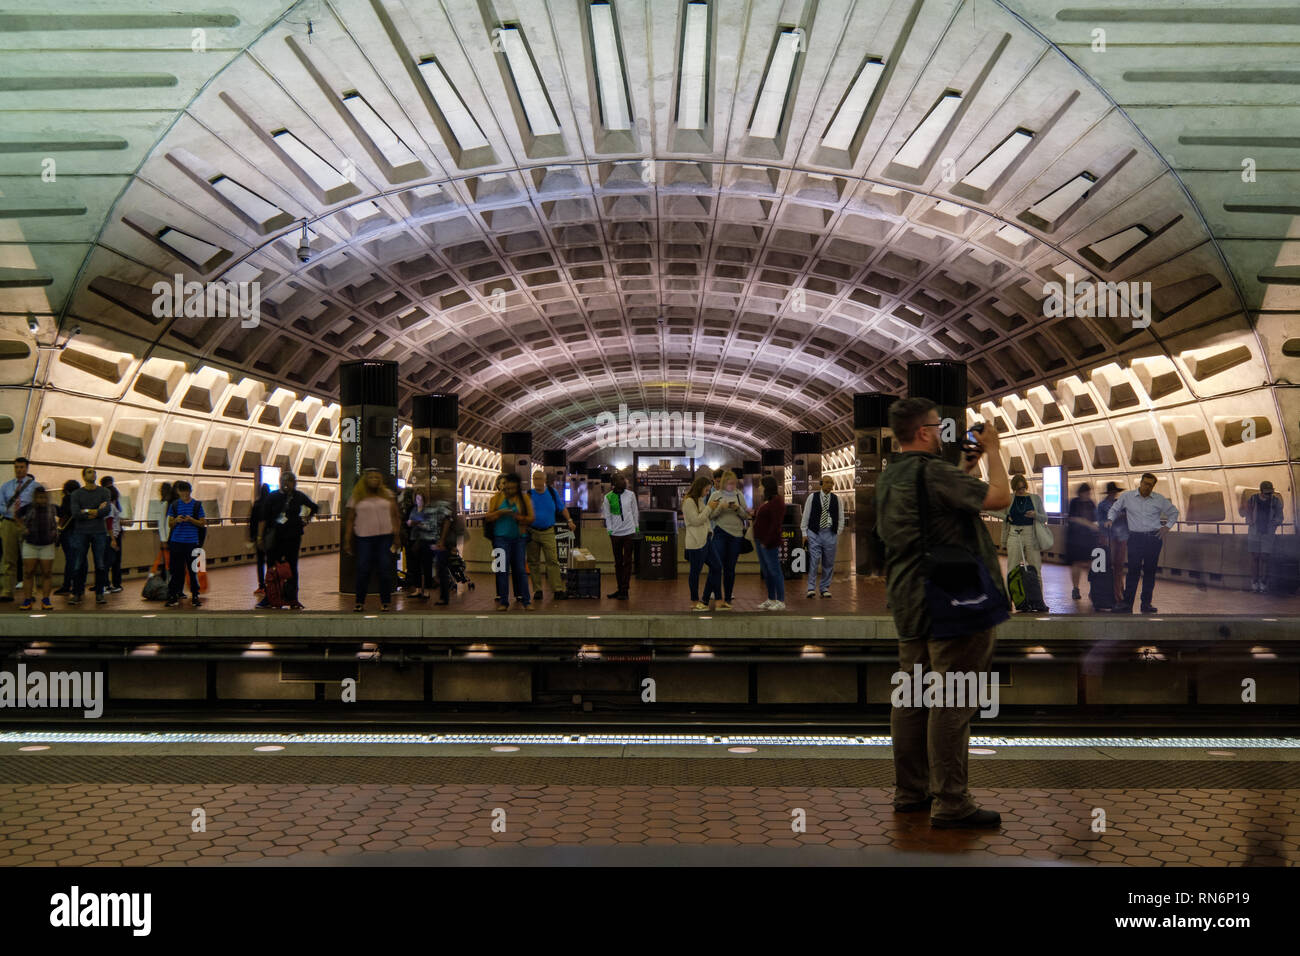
left=875, top=399, right=1011, bottom=829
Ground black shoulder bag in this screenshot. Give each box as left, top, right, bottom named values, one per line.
left=915, top=458, right=1010, bottom=639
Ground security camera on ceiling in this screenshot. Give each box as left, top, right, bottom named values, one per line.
left=296, top=219, right=312, bottom=263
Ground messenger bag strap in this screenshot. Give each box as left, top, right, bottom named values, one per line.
left=912, top=456, right=932, bottom=553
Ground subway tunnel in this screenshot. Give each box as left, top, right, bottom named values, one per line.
left=1, top=0, right=1299, bottom=894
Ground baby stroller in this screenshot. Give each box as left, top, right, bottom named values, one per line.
left=447, top=548, right=473, bottom=590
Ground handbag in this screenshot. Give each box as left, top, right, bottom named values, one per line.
left=1034, top=518, right=1053, bottom=553
left=739, top=523, right=755, bottom=554
left=915, top=458, right=1010, bottom=639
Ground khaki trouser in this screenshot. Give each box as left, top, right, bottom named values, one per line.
left=0, top=518, right=21, bottom=598
left=891, top=627, right=997, bottom=821
left=527, top=526, right=564, bottom=594
left=1005, top=524, right=1042, bottom=572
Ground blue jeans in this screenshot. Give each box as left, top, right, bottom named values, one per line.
left=354, top=534, right=395, bottom=605
left=806, top=528, right=837, bottom=592
left=492, top=535, right=530, bottom=606
left=686, top=545, right=721, bottom=602
left=711, top=528, right=742, bottom=602
left=69, top=530, right=108, bottom=597
left=756, top=543, right=785, bottom=601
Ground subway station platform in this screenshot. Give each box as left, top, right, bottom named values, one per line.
left=0, top=734, right=1296, bottom=867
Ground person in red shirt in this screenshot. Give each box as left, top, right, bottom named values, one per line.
left=752, top=475, right=786, bottom=610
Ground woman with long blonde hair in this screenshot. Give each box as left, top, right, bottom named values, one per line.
left=344, top=468, right=401, bottom=612
left=682, top=474, right=721, bottom=610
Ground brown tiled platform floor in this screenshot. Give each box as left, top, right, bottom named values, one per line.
left=2, top=780, right=1296, bottom=866
left=8, top=553, right=1300, bottom=617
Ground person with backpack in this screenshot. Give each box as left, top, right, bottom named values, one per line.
left=527, top=470, right=576, bottom=602
left=0, top=456, right=38, bottom=603
left=875, top=398, right=1010, bottom=830
left=16, top=484, right=59, bottom=610
left=164, top=481, right=205, bottom=608
left=485, top=472, right=534, bottom=611
left=255, top=472, right=319, bottom=610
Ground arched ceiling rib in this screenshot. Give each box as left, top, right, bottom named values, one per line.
left=2, top=0, right=1292, bottom=466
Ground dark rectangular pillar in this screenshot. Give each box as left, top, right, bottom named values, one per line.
left=501, top=432, right=532, bottom=491
left=855, top=392, right=895, bottom=577
left=907, top=360, right=967, bottom=467
left=411, top=391, right=459, bottom=524
left=339, top=360, right=399, bottom=592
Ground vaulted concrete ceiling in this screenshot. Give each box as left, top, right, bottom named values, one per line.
left=1, top=0, right=1295, bottom=464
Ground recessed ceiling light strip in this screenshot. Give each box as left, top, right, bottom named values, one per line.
left=821, top=57, right=885, bottom=150
left=589, top=1, right=632, bottom=131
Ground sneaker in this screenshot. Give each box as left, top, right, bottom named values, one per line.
left=806, top=590, right=816, bottom=599
left=255, top=600, right=272, bottom=609
left=932, top=808, right=1002, bottom=830
left=820, top=590, right=832, bottom=599
left=1071, top=587, right=1081, bottom=600
left=607, top=591, right=622, bottom=599
left=289, top=602, right=305, bottom=610
left=770, top=601, right=786, bottom=611
left=1140, top=605, right=1158, bottom=614
left=109, top=586, right=124, bottom=594
left=758, top=600, right=775, bottom=610
left=716, top=601, right=732, bottom=610
left=95, top=593, right=107, bottom=605
left=495, top=602, right=509, bottom=612
left=524, top=604, right=535, bottom=611
left=690, top=602, right=708, bottom=611
left=41, top=598, right=53, bottom=610
left=165, top=598, right=180, bottom=608
left=19, top=598, right=34, bottom=610
left=191, top=597, right=202, bottom=608
left=533, top=590, right=543, bottom=601
left=67, top=595, right=81, bottom=606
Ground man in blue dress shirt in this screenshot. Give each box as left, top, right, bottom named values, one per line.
left=0, top=456, right=38, bottom=602
left=1104, top=472, right=1179, bottom=614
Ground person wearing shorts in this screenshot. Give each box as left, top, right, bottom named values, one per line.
left=16, top=484, right=59, bottom=611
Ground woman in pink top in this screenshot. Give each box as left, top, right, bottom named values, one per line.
left=344, top=469, right=402, bottom=612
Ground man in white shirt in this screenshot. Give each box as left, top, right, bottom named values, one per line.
left=600, top=471, right=639, bottom=600
left=800, top=473, right=845, bottom=599
left=1104, top=472, right=1179, bottom=613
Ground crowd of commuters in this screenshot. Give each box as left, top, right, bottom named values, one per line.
left=0, top=453, right=1290, bottom=616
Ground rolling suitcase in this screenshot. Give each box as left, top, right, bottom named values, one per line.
left=1008, top=562, right=1047, bottom=612
left=1089, top=545, right=1116, bottom=611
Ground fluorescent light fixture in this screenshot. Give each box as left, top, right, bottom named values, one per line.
left=590, top=2, right=632, bottom=131
left=417, top=58, right=490, bottom=151
left=960, top=129, right=1033, bottom=191
left=495, top=25, right=561, bottom=136
left=749, top=29, right=801, bottom=138
left=893, top=91, right=962, bottom=168
left=210, top=175, right=283, bottom=224
left=677, top=1, right=709, bottom=130
left=272, top=130, right=351, bottom=190
left=821, top=57, right=884, bottom=150
left=158, top=228, right=221, bottom=264
left=1025, top=172, right=1097, bottom=224
left=341, top=92, right=418, bottom=167
left=1085, top=224, right=1150, bottom=264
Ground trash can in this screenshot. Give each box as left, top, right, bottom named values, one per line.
left=780, top=502, right=802, bottom=579
left=637, top=509, right=678, bottom=580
